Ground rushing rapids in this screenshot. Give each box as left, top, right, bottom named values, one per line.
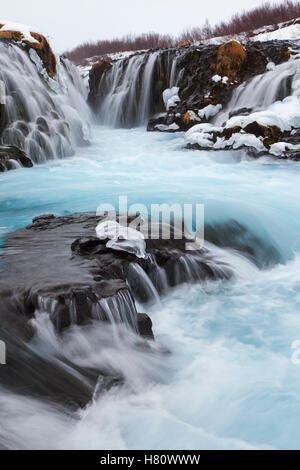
left=1, top=30, right=300, bottom=449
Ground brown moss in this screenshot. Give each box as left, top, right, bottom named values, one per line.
left=215, top=40, right=247, bottom=80
left=278, top=49, right=292, bottom=61
left=92, top=59, right=112, bottom=71
left=183, top=112, right=191, bottom=125
left=0, top=29, right=56, bottom=78
left=221, top=126, right=242, bottom=139
left=203, top=97, right=213, bottom=106
left=177, top=41, right=190, bottom=48
left=243, top=121, right=281, bottom=139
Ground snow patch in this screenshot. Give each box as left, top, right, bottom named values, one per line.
left=155, top=122, right=180, bottom=131
left=0, top=21, right=40, bottom=43
left=198, top=104, right=222, bottom=120
left=269, top=141, right=300, bottom=156
left=226, top=96, right=300, bottom=132
left=212, top=74, right=222, bottom=83
left=252, top=23, right=300, bottom=42
left=162, top=87, right=180, bottom=110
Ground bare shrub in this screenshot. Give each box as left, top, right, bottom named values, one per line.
left=65, top=1, right=300, bottom=64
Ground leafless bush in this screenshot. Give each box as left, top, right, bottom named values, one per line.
left=65, top=32, right=174, bottom=64
left=65, top=1, right=300, bottom=64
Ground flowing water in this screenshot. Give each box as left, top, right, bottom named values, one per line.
left=1, top=45, right=300, bottom=450
left=0, top=41, right=92, bottom=162
left=1, top=126, right=300, bottom=449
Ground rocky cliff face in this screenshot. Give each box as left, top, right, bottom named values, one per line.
left=146, top=40, right=297, bottom=131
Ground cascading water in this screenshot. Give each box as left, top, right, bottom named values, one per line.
left=94, top=49, right=179, bottom=127
left=0, top=40, right=93, bottom=163
left=3, top=35, right=300, bottom=450
left=215, top=56, right=300, bottom=125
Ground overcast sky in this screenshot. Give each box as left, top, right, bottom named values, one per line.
left=1, top=0, right=273, bottom=52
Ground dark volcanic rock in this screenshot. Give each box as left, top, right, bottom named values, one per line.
left=0, top=211, right=232, bottom=409
left=88, top=59, right=112, bottom=110
left=0, top=212, right=231, bottom=333
left=137, top=313, right=154, bottom=340
left=146, top=40, right=299, bottom=132
left=0, top=145, right=33, bottom=171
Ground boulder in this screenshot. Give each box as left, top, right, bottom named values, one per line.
left=0, top=212, right=232, bottom=332
left=0, top=145, right=33, bottom=171
left=137, top=313, right=154, bottom=340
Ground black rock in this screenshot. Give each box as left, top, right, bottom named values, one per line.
left=0, top=145, right=33, bottom=171
left=137, top=313, right=154, bottom=340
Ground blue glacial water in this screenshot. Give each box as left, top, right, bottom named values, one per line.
left=1, top=126, right=300, bottom=449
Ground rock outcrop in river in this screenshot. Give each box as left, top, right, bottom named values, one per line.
left=0, top=212, right=233, bottom=408
left=0, top=145, right=32, bottom=171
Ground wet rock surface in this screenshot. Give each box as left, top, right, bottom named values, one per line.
left=146, top=40, right=299, bottom=132
left=0, top=211, right=232, bottom=409
left=0, top=145, right=33, bottom=171
left=0, top=212, right=231, bottom=332
left=0, top=212, right=282, bottom=409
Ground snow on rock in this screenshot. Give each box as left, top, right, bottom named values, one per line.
left=212, top=74, right=222, bottom=83
left=162, top=87, right=180, bottom=110
left=185, top=95, right=300, bottom=155
left=198, top=103, right=222, bottom=120
left=0, top=21, right=40, bottom=43
left=95, top=220, right=146, bottom=258
left=186, top=123, right=223, bottom=137
left=214, top=133, right=265, bottom=152
left=269, top=141, right=300, bottom=156
left=252, top=23, right=300, bottom=42
left=226, top=96, right=300, bottom=132
left=155, top=122, right=180, bottom=131
left=185, top=123, right=222, bottom=147
left=266, top=62, right=276, bottom=71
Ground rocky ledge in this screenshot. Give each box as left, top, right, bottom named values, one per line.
left=0, top=212, right=232, bottom=333
left=147, top=39, right=298, bottom=133
left=0, top=213, right=281, bottom=408
left=0, top=145, right=33, bottom=171
left=0, top=211, right=233, bottom=408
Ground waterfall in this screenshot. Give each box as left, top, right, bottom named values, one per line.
left=127, top=262, right=161, bottom=305
left=95, top=49, right=178, bottom=128
left=36, top=289, right=139, bottom=334
left=91, top=289, right=139, bottom=333
left=0, top=40, right=93, bottom=163
left=215, top=57, right=300, bottom=125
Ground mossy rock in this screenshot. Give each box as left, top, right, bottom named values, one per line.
left=216, top=41, right=247, bottom=80
left=0, top=27, right=57, bottom=78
